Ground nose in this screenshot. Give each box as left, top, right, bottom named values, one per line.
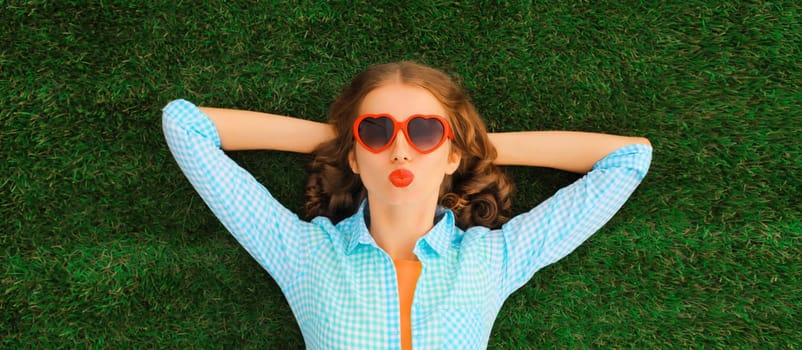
left=390, top=130, right=413, bottom=162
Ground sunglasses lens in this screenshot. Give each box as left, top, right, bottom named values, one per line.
left=358, top=116, right=395, bottom=151
left=408, top=117, right=445, bottom=152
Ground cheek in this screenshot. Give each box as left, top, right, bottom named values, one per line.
left=350, top=145, right=385, bottom=174
left=352, top=151, right=385, bottom=178
left=432, top=148, right=455, bottom=167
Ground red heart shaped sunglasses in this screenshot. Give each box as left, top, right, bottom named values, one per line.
left=353, top=113, right=455, bottom=154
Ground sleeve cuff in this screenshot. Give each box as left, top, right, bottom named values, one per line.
left=163, top=99, right=222, bottom=149
left=592, top=143, right=652, bottom=178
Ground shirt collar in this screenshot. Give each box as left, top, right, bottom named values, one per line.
left=342, top=200, right=455, bottom=257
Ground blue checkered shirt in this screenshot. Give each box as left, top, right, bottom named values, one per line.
left=162, top=99, right=652, bottom=349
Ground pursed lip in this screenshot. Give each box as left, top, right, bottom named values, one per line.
left=389, top=168, right=414, bottom=188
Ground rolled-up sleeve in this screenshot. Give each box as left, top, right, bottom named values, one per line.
left=162, top=99, right=319, bottom=289
left=498, top=143, right=652, bottom=296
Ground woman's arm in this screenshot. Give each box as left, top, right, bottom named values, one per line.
left=489, top=131, right=651, bottom=173
left=495, top=142, right=653, bottom=296
left=199, top=107, right=336, bottom=152
left=162, top=99, right=323, bottom=289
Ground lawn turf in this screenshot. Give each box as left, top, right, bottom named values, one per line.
left=2, top=1, right=801, bottom=348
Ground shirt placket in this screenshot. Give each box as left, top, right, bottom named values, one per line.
left=409, top=245, right=446, bottom=349
left=376, top=245, right=403, bottom=350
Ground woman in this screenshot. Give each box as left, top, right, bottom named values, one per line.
left=163, top=61, right=651, bottom=349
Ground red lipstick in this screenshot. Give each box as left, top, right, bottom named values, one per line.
left=389, top=169, right=414, bottom=188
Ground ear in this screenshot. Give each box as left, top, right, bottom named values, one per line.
left=348, top=149, right=360, bottom=174
left=445, top=148, right=462, bottom=175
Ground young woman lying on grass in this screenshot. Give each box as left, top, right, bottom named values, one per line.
left=162, top=61, right=652, bottom=349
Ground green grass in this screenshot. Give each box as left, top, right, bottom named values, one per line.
left=3, top=0, right=800, bottom=348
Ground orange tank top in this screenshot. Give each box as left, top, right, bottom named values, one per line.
left=394, top=259, right=422, bottom=350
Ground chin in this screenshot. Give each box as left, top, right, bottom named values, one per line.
left=371, top=188, right=439, bottom=208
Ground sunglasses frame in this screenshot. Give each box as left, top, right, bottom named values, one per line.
left=353, top=113, right=455, bottom=154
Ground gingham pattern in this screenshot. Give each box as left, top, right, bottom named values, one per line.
left=162, top=99, right=652, bottom=349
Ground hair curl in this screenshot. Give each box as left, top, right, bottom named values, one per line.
left=304, top=62, right=513, bottom=230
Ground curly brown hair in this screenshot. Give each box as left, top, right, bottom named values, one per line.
left=304, top=61, right=513, bottom=229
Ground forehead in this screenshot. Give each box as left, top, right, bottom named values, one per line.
left=358, top=83, right=447, bottom=120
